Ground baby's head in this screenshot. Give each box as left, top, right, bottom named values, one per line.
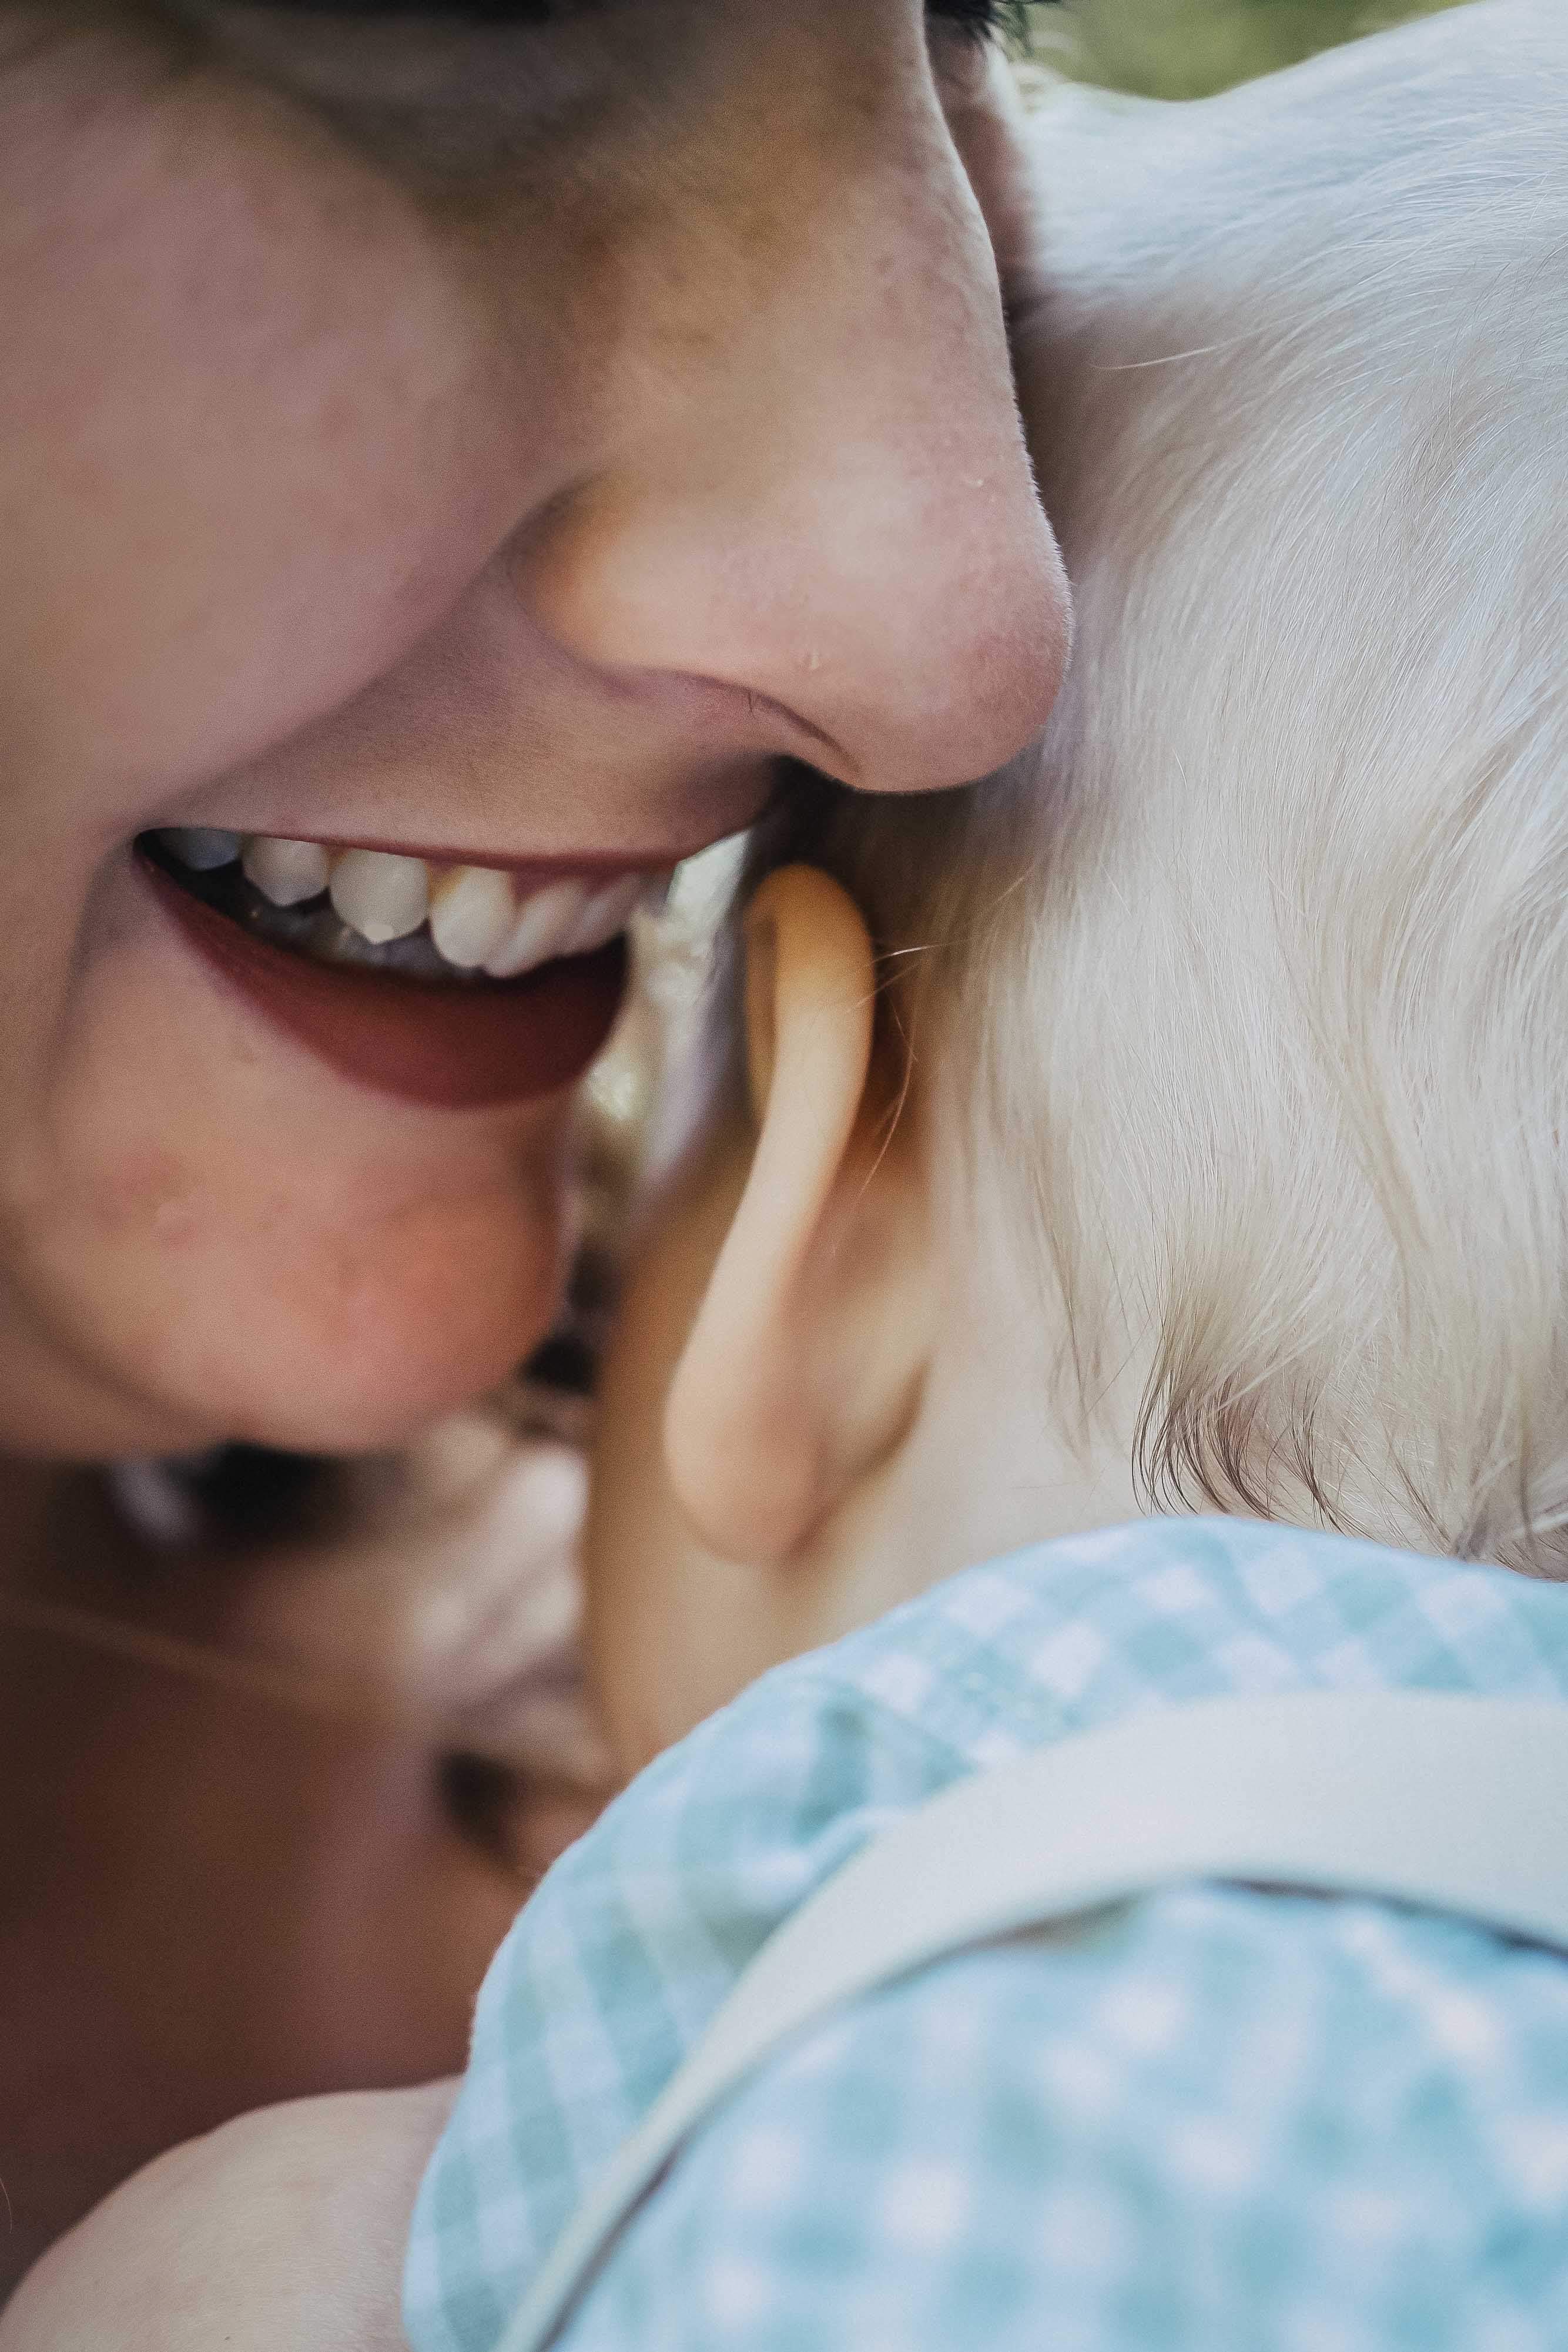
left=587, top=1, right=1568, bottom=1768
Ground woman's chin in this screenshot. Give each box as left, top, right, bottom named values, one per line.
left=0, top=912, right=577, bottom=1460
left=0, top=1177, right=565, bottom=1464
left=211, top=1291, right=551, bottom=1460
left=188, top=1207, right=561, bottom=1456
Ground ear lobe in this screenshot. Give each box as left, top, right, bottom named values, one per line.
left=664, top=865, right=933, bottom=1566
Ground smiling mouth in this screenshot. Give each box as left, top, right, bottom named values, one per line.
left=139, top=828, right=670, bottom=1110
left=142, top=827, right=671, bottom=979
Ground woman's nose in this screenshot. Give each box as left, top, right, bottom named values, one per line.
left=518, top=83, right=1070, bottom=796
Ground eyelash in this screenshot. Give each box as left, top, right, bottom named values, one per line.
left=239, top=0, right=1040, bottom=51
left=249, top=1, right=1036, bottom=36
left=925, top=0, right=1031, bottom=41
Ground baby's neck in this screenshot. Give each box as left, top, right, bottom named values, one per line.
left=808, top=1312, right=1149, bottom=1638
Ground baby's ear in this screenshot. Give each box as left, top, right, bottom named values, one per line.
left=664, top=865, right=935, bottom=1564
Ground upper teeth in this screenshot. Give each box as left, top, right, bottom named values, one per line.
left=242, top=834, right=331, bottom=906
left=174, top=827, right=244, bottom=872
left=428, top=862, right=516, bottom=969
left=329, top=847, right=429, bottom=946
left=154, top=832, right=667, bottom=979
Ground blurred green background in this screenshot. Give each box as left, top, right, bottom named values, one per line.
left=1024, top=0, right=1466, bottom=98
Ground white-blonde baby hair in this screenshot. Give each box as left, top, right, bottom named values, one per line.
left=753, top=0, right=1568, bottom=1570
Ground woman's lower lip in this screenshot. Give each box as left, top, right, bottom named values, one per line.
left=142, top=856, right=628, bottom=1110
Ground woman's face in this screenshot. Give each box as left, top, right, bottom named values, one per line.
left=0, top=0, right=1066, bottom=1460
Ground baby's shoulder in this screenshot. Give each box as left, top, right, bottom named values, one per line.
left=406, top=1523, right=1568, bottom=2349
left=568, top=1515, right=1568, bottom=1915
left=582, top=1883, right=1568, bottom=2351
left=695, top=1513, right=1568, bottom=1771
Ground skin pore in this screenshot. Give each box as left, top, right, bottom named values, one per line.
left=0, top=0, right=1067, bottom=1465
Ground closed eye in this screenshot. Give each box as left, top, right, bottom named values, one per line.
left=230, top=0, right=1038, bottom=29
left=925, top=0, right=1034, bottom=42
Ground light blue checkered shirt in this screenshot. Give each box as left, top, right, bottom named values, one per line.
left=406, top=1518, right=1568, bottom=2351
